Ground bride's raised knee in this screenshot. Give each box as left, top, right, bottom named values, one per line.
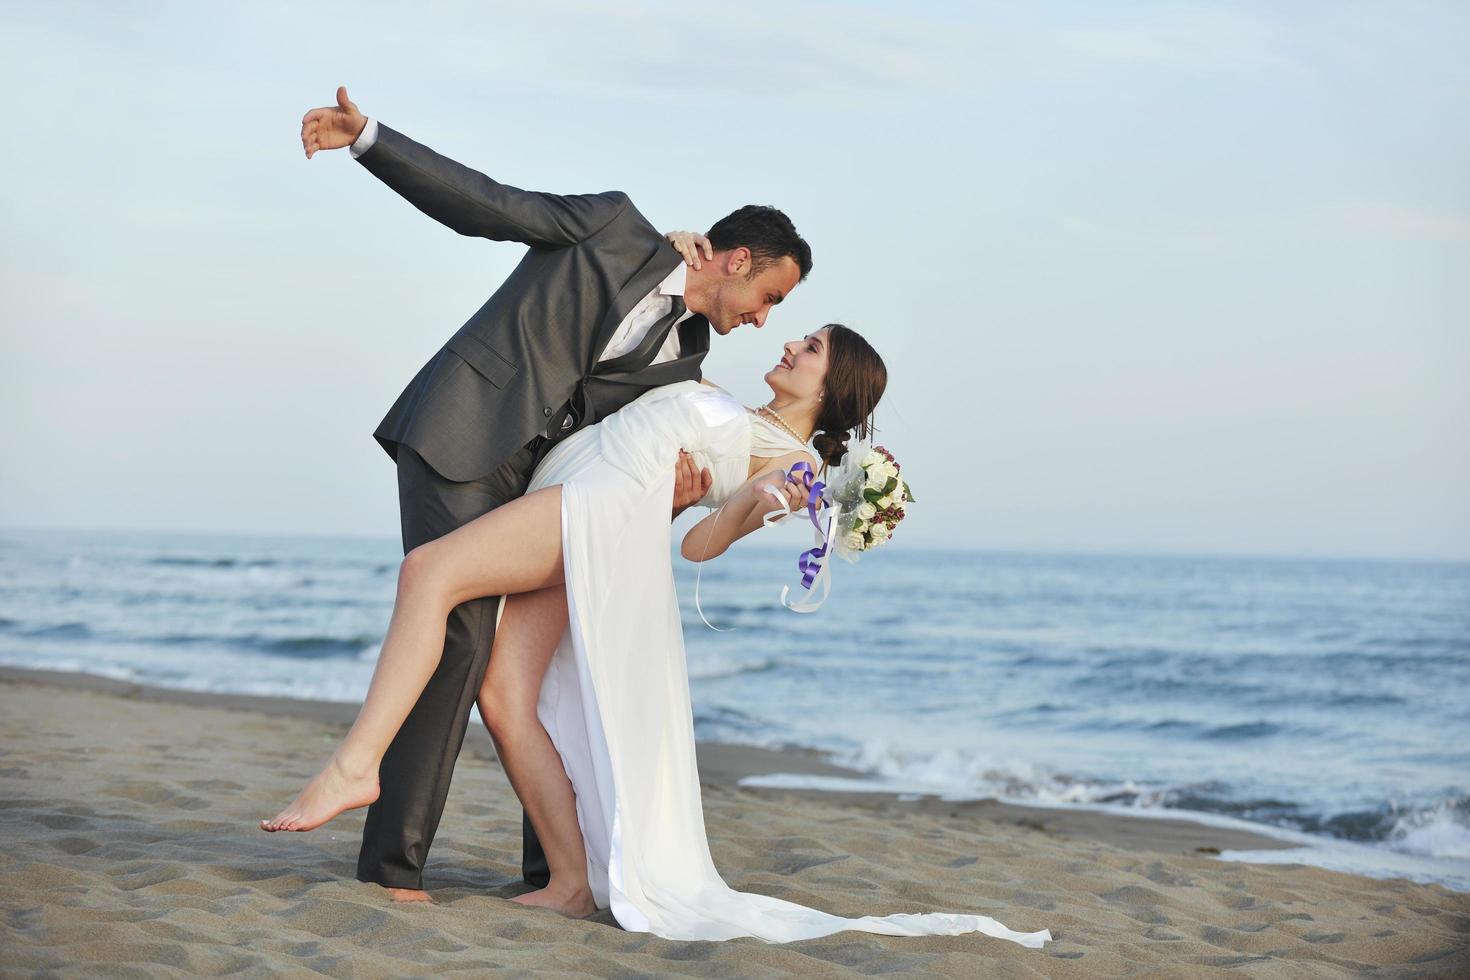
left=397, top=544, right=453, bottom=604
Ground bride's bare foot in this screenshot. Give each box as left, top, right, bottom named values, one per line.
left=260, top=755, right=379, bottom=832
left=511, top=883, right=596, bottom=919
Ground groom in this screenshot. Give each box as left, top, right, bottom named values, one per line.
left=301, top=87, right=812, bottom=901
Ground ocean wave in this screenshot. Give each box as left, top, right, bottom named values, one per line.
left=1388, top=796, right=1470, bottom=860
left=148, top=557, right=284, bottom=569
left=1005, top=653, right=1077, bottom=668
left=257, top=636, right=382, bottom=660
left=692, top=702, right=797, bottom=747
left=828, top=738, right=1178, bottom=807
left=21, top=622, right=94, bottom=640
left=687, top=656, right=779, bottom=681
left=7, top=622, right=385, bottom=661
left=1198, top=721, right=1286, bottom=740
left=815, top=737, right=1470, bottom=863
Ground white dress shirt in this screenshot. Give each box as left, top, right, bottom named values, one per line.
left=351, top=118, right=689, bottom=367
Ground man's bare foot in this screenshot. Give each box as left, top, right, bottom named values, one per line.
left=511, top=883, right=597, bottom=919
left=259, top=755, right=379, bottom=832
left=387, top=887, right=433, bottom=904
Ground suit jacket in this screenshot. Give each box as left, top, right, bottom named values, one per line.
left=356, top=123, right=711, bottom=483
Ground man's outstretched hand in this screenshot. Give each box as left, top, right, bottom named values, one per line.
left=301, top=86, right=367, bottom=159
left=672, top=451, right=712, bottom=519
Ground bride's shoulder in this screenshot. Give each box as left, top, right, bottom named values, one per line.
left=746, top=408, right=814, bottom=459
left=745, top=447, right=818, bottom=484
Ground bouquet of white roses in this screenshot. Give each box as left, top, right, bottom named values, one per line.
left=825, top=442, right=915, bottom=561
left=737, top=440, right=914, bottom=616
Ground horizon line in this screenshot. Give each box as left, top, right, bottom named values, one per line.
left=2, top=524, right=1465, bottom=567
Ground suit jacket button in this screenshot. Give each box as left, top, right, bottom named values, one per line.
left=543, top=406, right=553, bottom=417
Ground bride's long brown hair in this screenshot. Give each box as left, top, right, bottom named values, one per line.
left=810, top=324, right=887, bottom=471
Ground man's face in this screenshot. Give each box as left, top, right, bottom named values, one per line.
left=702, top=252, right=802, bottom=335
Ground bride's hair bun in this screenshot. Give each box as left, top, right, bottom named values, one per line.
left=811, top=431, right=850, bottom=468
left=810, top=323, right=887, bottom=470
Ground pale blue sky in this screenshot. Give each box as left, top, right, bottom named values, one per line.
left=2, top=1, right=1466, bottom=559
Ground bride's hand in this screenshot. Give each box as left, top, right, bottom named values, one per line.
left=665, top=230, right=714, bottom=270
left=753, top=468, right=810, bottom=514
left=779, top=470, right=812, bottom=513
left=301, top=86, right=368, bottom=159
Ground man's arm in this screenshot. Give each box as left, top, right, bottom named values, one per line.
left=302, top=86, right=629, bottom=248
left=348, top=117, right=380, bottom=158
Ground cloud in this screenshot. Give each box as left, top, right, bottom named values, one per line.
left=402, top=0, right=972, bottom=107
left=1053, top=198, right=1470, bottom=257
left=1324, top=202, right=1470, bottom=243
left=1056, top=8, right=1302, bottom=75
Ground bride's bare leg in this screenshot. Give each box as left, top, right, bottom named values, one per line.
left=261, top=485, right=566, bottom=833
left=475, top=586, right=594, bottom=918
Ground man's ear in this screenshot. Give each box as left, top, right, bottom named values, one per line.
left=726, top=246, right=752, bottom=277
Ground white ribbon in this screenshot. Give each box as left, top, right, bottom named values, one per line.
left=778, top=500, right=842, bottom=614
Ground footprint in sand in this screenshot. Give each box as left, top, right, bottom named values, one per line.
left=182, top=779, right=247, bottom=793
left=102, top=782, right=210, bottom=810
left=35, top=812, right=91, bottom=830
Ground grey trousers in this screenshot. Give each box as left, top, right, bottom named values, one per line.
left=355, top=442, right=551, bottom=891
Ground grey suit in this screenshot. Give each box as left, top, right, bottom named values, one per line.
left=351, top=123, right=710, bottom=890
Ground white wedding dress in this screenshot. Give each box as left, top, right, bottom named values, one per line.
left=512, top=380, right=1050, bottom=947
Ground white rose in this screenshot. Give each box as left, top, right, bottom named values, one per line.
left=880, top=461, right=898, bottom=480
left=871, top=523, right=891, bottom=542
left=844, top=531, right=866, bottom=551
left=864, top=468, right=886, bottom=490
left=863, top=450, right=884, bottom=467
left=892, top=498, right=906, bottom=514
left=876, top=495, right=893, bottom=510
left=857, top=501, right=876, bottom=520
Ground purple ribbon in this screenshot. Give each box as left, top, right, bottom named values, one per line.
left=787, top=462, right=828, bottom=589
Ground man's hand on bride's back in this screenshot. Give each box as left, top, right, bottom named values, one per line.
left=671, top=451, right=713, bottom=519
left=300, top=85, right=367, bottom=159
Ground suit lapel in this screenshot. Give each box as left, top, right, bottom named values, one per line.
left=589, top=248, right=684, bottom=371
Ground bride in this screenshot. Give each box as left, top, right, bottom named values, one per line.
left=261, top=318, right=1050, bottom=948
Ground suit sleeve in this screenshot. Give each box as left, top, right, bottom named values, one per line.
left=354, top=122, right=629, bottom=248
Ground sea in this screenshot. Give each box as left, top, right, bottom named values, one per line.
left=2, top=527, right=1466, bottom=891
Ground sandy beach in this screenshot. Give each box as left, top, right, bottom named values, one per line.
left=1, top=667, right=1465, bottom=977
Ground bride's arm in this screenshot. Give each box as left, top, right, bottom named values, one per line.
left=680, top=451, right=817, bottom=562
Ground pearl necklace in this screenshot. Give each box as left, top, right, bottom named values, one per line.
left=755, top=404, right=811, bottom=444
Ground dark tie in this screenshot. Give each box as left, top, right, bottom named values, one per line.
left=596, top=296, right=689, bottom=375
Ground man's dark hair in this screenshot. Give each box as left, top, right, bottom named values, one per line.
left=706, top=205, right=812, bottom=282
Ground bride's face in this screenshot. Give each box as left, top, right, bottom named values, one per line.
left=763, top=328, right=831, bottom=402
